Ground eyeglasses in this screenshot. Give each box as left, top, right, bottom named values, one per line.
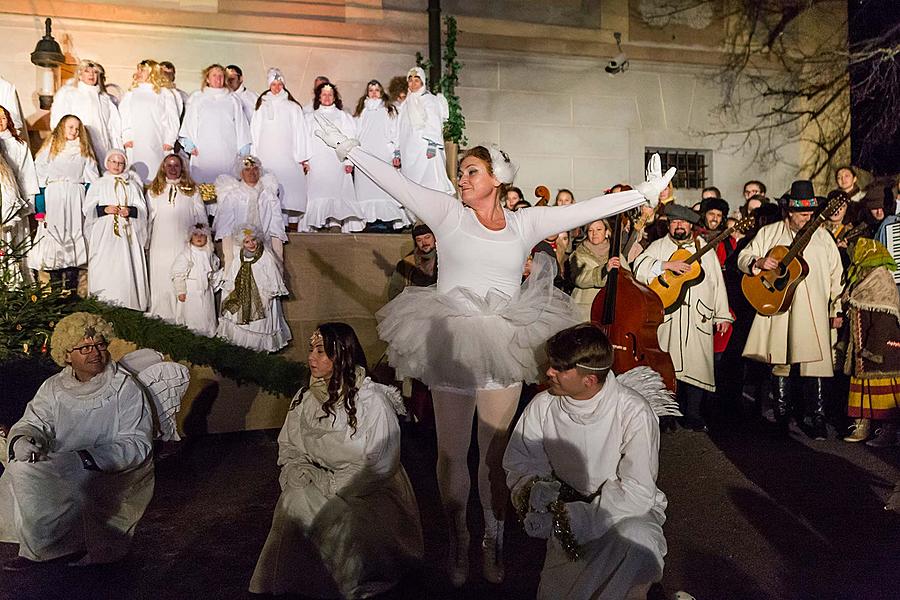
left=70, top=341, right=109, bottom=355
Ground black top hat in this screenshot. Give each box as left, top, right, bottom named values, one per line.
left=699, top=197, right=729, bottom=216
left=665, top=203, right=702, bottom=225
left=780, top=180, right=822, bottom=211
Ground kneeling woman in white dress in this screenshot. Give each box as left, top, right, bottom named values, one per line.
left=83, top=149, right=150, bottom=311
left=171, top=222, right=222, bottom=337
left=216, top=224, right=291, bottom=352
left=250, top=322, right=423, bottom=598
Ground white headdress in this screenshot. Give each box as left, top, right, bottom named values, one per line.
left=267, top=68, right=284, bottom=86
left=407, top=67, right=427, bottom=84
left=488, top=145, right=518, bottom=185
left=234, top=154, right=263, bottom=178
left=234, top=222, right=263, bottom=242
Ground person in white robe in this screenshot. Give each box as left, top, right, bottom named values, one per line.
left=0, top=313, right=154, bottom=570
left=119, top=60, right=180, bottom=183
left=0, top=75, right=26, bottom=136
left=225, top=64, right=259, bottom=123
left=178, top=64, right=251, bottom=186
left=250, top=68, right=310, bottom=232
left=353, top=80, right=411, bottom=230
left=306, top=83, right=363, bottom=232
left=146, top=153, right=207, bottom=321
left=396, top=67, right=454, bottom=196
left=84, top=149, right=150, bottom=311
left=302, top=76, right=330, bottom=116
left=0, top=152, right=29, bottom=285
left=217, top=224, right=291, bottom=352
left=51, top=60, right=122, bottom=168
left=214, top=155, right=286, bottom=274
left=633, top=204, right=732, bottom=431
left=159, top=61, right=190, bottom=121
left=503, top=324, right=668, bottom=600
left=0, top=106, right=38, bottom=286
left=28, top=115, right=99, bottom=291
left=0, top=106, right=39, bottom=206
left=171, top=222, right=222, bottom=336
left=250, top=322, right=423, bottom=597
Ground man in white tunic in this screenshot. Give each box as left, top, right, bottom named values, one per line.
left=159, top=61, right=190, bottom=121
left=0, top=313, right=153, bottom=570
left=0, top=75, right=27, bottom=136
left=737, top=181, right=843, bottom=438
left=226, top=64, right=259, bottom=124
left=51, top=60, right=122, bottom=168
left=396, top=67, right=454, bottom=196
left=504, top=324, right=667, bottom=600
left=633, top=204, right=732, bottom=431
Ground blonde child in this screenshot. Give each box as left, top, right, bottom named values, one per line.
left=170, top=222, right=222, bottom=336
left=216, top=224, right=291, bottom=351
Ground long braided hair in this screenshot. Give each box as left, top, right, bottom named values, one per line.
left=316, top=322, right=369, bottom=436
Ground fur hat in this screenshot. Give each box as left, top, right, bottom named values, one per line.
left=665, top=203, right=702, bottom=225
left=699, top=197, right=729, bottom=216
left=412, top=223, right=433, bottom=239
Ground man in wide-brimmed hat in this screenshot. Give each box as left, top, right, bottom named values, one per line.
left=634, top=203, right=733, bottom=432
left=737, top=180, right=844, bottom=439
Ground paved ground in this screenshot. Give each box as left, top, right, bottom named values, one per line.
left=1, top=397, right=899, bottom=599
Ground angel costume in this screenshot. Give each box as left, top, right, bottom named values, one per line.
left=146, top=182, right=207, bottom=321
left=249, top=373, right=423, bottom=598
left=213, top=171, right=286, bottom=268
left=250, top=91, right=311, bottom=220
left=0, top=362, right=154, bottom=564
left=354, top=98, right=410, bottom=228
left=306, top=106, right=363, bottom=232
left=342, top=148, right=647, bottom=390
left=0, top=155, right=28, bottom=284
left=28, top=141, right=99, bottom=271
left=503, top=371, right=668, bottom=600
left=119, top=84, right=180, bottom=183
left=0, top=130, right=39, bottom=205
left=179, top=88, right=251, bottom=184
left=171, top=240, right=222, bottom=337
left=216, top=243, right=291, bottom=352
left=397, top=70, right=454, bottom=196
left=83, top=164, right=150, bottom=311
left=51, top=81, right=122, bottom=165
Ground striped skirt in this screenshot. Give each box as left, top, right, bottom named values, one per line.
left=848, top=377, right=900, bottom=420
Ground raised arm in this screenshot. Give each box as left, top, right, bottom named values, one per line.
left=520, top=190, right=647, bottom=247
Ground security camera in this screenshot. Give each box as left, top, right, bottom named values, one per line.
left=605, top=53, right=629, bottom=74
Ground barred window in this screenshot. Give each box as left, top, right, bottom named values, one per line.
left=644, top=148, right=710, bottom=190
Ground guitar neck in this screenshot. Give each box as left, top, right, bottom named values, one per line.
left=686, top=227, right=733, bottom=264
left=782, top=216, right=825, bottom=265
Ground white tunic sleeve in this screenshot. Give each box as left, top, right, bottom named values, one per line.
left=87, top=376, right=153, bottom=472
left=291, top=105, right=311, bottom=164
left=503, top=396, right=555, bottom=500
left=160, top=89, right=181, bottom=148
left=119, top=92, right=135, bottom=144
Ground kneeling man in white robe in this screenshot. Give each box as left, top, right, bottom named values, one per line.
left=504, top=324, right=668, bottom=600
left=0, top=312, right=154, bottom=571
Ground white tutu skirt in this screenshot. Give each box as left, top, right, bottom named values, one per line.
left=377, top=254, right=579, bottom=390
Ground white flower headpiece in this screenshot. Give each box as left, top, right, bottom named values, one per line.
left=267, top=68, right=284, bottom=86
left=488, top=145, right=517, bottom=185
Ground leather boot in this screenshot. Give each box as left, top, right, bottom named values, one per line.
left=807, top=377, right=828, bottom=440
left=771, top=375, right=791, bottom=437
left=843, top=418, right=871, bottom=442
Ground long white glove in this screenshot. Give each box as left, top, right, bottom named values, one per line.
left=314, top=114, right=360, bottom=162
left=635, top=153, right=676, bottom=208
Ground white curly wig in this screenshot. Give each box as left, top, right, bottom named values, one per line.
left=50, top=312, right=116, bottom=367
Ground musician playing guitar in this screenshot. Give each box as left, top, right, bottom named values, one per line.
left=737, top=180, right=844, bottom=439
left=634, top=203, right=733, bottom=432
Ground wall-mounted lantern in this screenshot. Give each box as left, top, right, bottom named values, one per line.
left=30, top=18, right=65, bottom=110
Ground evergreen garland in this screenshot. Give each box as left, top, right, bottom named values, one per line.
left=416, top=15, right=467, bottom=145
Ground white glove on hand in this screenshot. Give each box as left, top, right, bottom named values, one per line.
left=634, top=153, right=676, bottom=208
left=314, top=114, right=360, bottom=162
left=11, top=437, right=45, bottom=462
left=523, top=511, right=553, bottom=539
left=529, top=480, right=561, bottom=513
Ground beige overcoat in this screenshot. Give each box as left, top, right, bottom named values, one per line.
left=568, top=242, right=611, bottom=322
left=737, top=221, right=843, bottom=376
left=634, top=235, right=732, bottom=391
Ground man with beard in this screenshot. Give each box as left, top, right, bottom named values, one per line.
left=388, top=222, right=438, bottom=299
left=634, top=204, right=732, bottom=431
left=697, top=197, right=730, bottom=244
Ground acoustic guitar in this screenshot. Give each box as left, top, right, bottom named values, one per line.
left=741, top=194, right=849, bottom=316
left=648, top=216, right=755, bottom=314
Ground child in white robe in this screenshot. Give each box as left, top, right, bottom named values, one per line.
left=216, top=224, right=291, bottom=352
left=171, top=222, right=222, bottom=337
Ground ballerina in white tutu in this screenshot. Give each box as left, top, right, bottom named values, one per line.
left=314, top=115, right=675, bottom=587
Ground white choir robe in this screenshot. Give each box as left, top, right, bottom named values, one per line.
left=397, top=89, right=454, bottom=195
left=249, top=378, right=423, bottom=597
left=0, top=363, right=154, bottom=564
left=146, top=182, right=208, bottom=321
left=0, top=76, right=27, bottom=136
left=504, top=374, right=668, bottom=600
left=1, top=162, right=28, bottom=285
left=28, top=142, right=99, bottom=271
left=51, top=82, right=122, bottom=166
left=83, top=171, right=151, bottom=311
left=0, top=133, right=40, bottom=205
left=633, top=235, right=733, bottom=391
left=354, top=99, right=411, bottom=228
left=250, top=92, right=311, bottom=217
left=119, top=84, right=180, bottom=183
left=216, top=247, right=291, bottom=352
left=233, top=85, right=259, bottom=124
left=171, top=244, right=221, bottom=336
left=305, top=106, right=364, bottom=232
left=172, top=87, right=190, bottom=121
left=179, top=87, right=251, bottom=184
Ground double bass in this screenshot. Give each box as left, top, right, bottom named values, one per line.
left=590, top=212, right=677, bottom=391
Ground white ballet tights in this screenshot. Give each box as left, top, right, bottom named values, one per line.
left=431, top=384, right=522, bottom=535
